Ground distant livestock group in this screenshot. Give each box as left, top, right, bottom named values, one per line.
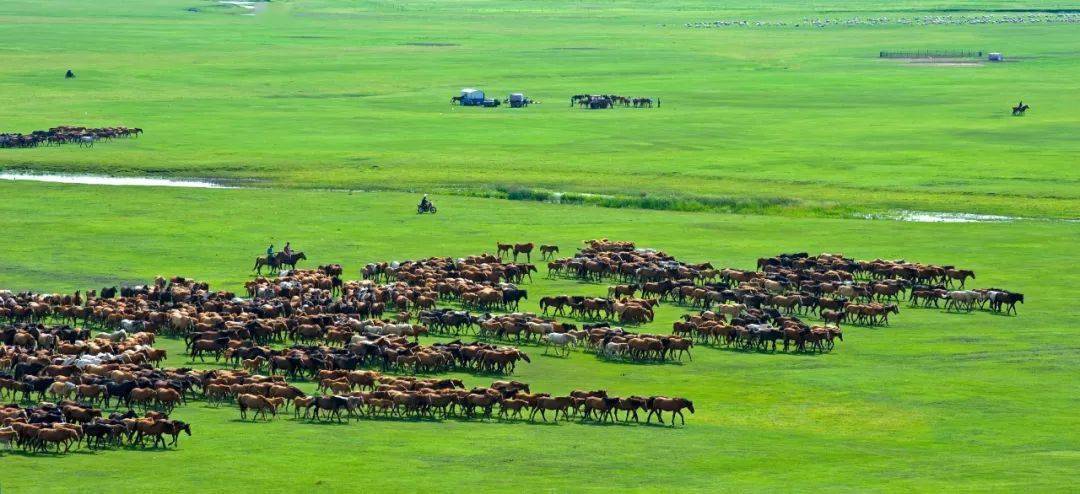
left=0, top=126, right=141, bottom=149
left=687, top=13, right=1080, bottom=29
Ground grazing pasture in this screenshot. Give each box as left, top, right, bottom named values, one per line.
left=0, top=0, right=1079, bottom=217
left=0, top=181, right=1076, bottom=492
left=0, top=0, right=1078, bottom=491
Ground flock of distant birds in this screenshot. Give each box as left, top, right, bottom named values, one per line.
left=686, top=13, right=1080, bottom=29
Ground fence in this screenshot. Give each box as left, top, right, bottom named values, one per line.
left=879, top=50, right=983, bottom=59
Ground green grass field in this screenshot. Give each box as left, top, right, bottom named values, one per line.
left=1, top=182, right=1077, bottom=493
left=1, top=0, right=1078, bottom=492
left=1, top=0, right=1079, bottom=217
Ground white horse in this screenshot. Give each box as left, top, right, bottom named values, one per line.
left=120, top=319, right=145, bottom=332
left=543, top=333, right=578, bottom=357
left=602, top=341, right=628, bottom=359
left=96, top=329, right=128, bottom=342
left=945, top=291, right=978, bottom=312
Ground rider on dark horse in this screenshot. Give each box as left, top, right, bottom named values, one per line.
left=419, top=194, right=432, bottom=211
left=283, top=242, right=293, bottom=258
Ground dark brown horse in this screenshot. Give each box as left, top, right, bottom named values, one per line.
left=539, top=244, right=559, bottom=259
left=496, top=243, right=513, bottom=258
left=513, top=243, right=534, bottom=262
left=646, top=396, right=695, bottom=426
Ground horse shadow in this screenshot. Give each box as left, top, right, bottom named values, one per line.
left=538, top=352, right=571, bottom=360
left=593, top=356, right=686, bottom=366
left=576, top=419, right=636, bottom=428
left=697, top=343, right=831, bottom=357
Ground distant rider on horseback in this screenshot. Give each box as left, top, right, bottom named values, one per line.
left=283, top=242, right=293, bottom=257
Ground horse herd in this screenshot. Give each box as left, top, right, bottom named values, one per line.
left=1, top=323, right=195, bottom=454
left=570, top=94, right=659, bottom=109
left=0, top=125, right=142, bottom=149
left=0, top=240, right=1029, bottom=455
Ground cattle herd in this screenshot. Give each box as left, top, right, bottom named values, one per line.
left=0, top=126, right=142, bottom=149
left=0, top=238, right=1025, bottom=454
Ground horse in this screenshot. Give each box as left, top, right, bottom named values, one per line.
left=946, top=269, right=975, bottom=288
left=539, top=244, right=559, bottom=260
left=945, top=290, right=979, bottom=312
left=252, top=255, right=280, bottom=275
left=276, top=251, right=307, bottom=271
left=543, top=332, right=577, bottom=357
left=238, top=393, right=279, bottom=421
left=646, top=396, right=695, bottom=426
left=1011, top=102, right=1029, bottom=116
left=529, top=396, right=572, bottom=422
left=496, top=243, right=513, bottom=258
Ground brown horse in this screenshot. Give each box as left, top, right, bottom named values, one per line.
left=238, top=393, right=278, bottom=421
left=496, top=242, right=514, bottom=258
left=614, top=396, right=648, bottom=422
left=539, top=244, right=559, bottom=259
left=530, top=396, right=572, bottom=422
left=646, top=396, right=695, bottom=426
left=946, top=269, right=975, bottom=288
left=513, top=243, right=534, bottom=262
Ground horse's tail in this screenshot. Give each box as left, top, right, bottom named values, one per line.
left=253, top=258, right=261, bottom=271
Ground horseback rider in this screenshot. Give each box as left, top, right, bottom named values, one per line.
left=419, top=194, right=431, bottom=210
left=283, top=242, right=293, bottom=257
left=65, top=69, right=75, bottom=79
left=266, top=243, right=274, bottom=259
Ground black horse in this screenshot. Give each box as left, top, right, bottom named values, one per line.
left=1012, top=101, right=1030, bottom=115
left=253, top=251, right=307, bottom=274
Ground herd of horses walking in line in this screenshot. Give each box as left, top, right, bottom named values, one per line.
left=0, top=126, right=142, bottom=149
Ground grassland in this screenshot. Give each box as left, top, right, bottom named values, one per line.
left=1, top=181, right=1078, bottom=493
left=1, top=0, right=1078, bottom=491
left=1, top=0, right=1079, bottom=217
